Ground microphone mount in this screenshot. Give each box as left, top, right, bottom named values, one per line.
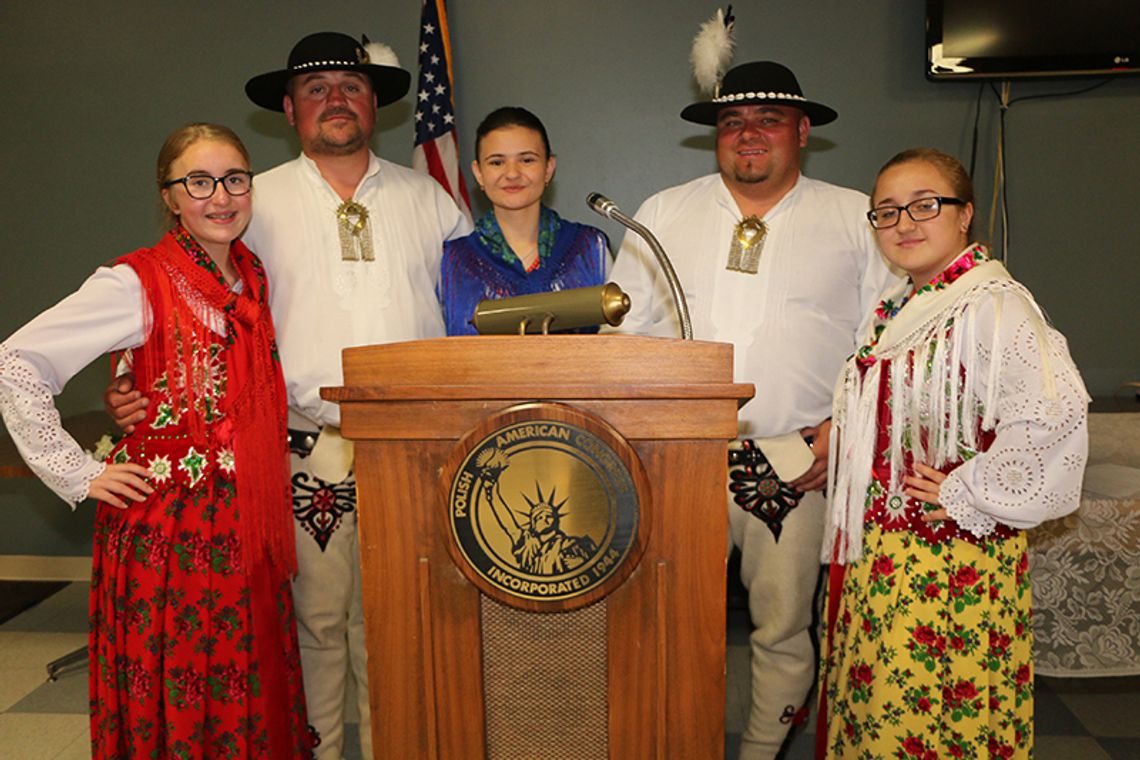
left=587, top=192, right=692, bottom=340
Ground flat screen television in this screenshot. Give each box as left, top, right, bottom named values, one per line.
left=926, top=0, right=1140, bottom=80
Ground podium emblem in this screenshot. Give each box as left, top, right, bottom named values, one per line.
left=446, top=404, right=644, bottom=606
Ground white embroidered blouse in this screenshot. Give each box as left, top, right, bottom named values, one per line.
left=0, top=264, right=234, bottom=506
left=824, top=250, right=1090, bottom=563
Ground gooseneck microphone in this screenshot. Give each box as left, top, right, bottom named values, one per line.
left=587, top=192, right=692, bottom=340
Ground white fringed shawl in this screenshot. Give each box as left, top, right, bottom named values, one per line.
left=823, top=256, right=1073, bottom=564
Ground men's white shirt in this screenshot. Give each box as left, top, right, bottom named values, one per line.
left=609, top=173, right=899, bottom=439
left=244, top=152, right=472, bottom=428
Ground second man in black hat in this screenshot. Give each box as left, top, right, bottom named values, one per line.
left=609, top=60, right=900, bottom=760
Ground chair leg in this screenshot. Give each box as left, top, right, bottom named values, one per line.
left=46, top=645, right=88, bottom=682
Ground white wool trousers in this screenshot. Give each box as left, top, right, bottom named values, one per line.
left=728, top=488, right=825, bottom=760
left=289, top=453, right=373, bottom=760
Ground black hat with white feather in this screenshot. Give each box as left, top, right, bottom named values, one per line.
left=245, top=32, right=410, bottom=112
left=680, top=8, right=838, bottom=126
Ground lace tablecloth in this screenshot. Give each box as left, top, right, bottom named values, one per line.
left=1029, top=497, right=1140, bottom=677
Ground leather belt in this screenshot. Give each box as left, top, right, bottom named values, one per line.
left=287, top=428, right=319, bottom=455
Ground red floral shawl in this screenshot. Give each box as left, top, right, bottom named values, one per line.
left=119, top=228, right=295, bottom=575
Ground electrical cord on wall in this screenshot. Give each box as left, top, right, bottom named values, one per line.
left=966, top=78, right=1112, bottom=272
left=968, top=85, right=984, bottom=183
left=989, top=82, right=1011, bottom=268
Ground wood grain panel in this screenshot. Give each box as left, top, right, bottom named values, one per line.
left=339, top=336, right=744, bottom=758
left=340, top=335, right=734, bottom=387
left=338, top=399, right=743, bottom=441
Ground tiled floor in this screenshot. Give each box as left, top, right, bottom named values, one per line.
left=724, top=612, right=1140, bottom=760
left=2, top=582, right=1138, bottom=759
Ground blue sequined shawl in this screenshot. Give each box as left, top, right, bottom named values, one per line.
left=439, top=206, right=611, bottom=335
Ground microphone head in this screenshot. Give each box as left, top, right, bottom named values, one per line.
left=586, top=192, right=618, bottom=219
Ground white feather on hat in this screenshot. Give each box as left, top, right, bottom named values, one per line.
left=362, top=35, right=400, bottom=68
left=691, top=6, right=736, bottom=95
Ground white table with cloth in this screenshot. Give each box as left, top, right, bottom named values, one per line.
left=1028, top=410, right=1140, bottom=677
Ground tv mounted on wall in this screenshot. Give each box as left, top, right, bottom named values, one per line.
left=926, top=0, right=1140, bottom=80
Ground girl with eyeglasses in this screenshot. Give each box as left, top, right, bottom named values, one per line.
left=0, top=124, right=312, bottom=758
left=817, top=148, right=1088, bottom=759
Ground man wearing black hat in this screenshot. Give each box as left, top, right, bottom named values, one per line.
left=243, top=31, right=471, bottom=760
left=609, top=61, right=899, bottom=760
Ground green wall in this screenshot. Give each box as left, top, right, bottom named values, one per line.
left=2, top=1, right=1137, bottom=557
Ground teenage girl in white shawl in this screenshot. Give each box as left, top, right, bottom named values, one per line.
left=817, top=148, right=1088, bottom=760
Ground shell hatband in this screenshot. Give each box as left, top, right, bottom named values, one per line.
left=292, top=59, right=365, bottom=71
left=712, top=91, right=807, bottom=104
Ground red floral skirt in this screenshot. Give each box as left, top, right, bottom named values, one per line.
left=89, top=473, right=310, bottom=759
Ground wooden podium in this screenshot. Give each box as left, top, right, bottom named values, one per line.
left=323, top=335, right=752, bottom=759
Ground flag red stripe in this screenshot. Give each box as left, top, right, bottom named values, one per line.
left=414, top=0, right=471, bottom=220
left=420, top=140, right=453, bottom=196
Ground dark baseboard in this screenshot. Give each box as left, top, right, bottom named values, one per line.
left=0, top=580, right=68, bottom=624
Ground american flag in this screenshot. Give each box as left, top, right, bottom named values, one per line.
left=413, top=0, right=472, bottom=221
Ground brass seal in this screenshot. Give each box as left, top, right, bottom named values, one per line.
left=446, top=404, right=644, bottom=607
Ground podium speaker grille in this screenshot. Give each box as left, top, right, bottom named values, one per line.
left=481, top=595, right=608, bottom=759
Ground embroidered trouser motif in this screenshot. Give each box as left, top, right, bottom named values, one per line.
left=728, top=438, right=804, bottom=540
left=289, top=429, right=356, bottom=551
left=287, top=429, right=372, bottom=760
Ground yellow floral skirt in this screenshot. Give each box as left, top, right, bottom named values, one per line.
left=818, top=522, right=1033, bottom=759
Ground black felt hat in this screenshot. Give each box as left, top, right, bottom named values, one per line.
left=680, top=61, right=838, bottom=126
left=245, top=32, right=411, bottom=112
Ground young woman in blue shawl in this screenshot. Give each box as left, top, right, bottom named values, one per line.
left=439, top=107, right=611, bottom=335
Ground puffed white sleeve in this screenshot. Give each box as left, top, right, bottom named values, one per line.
left=0, top=265, right=148, bottom=507
left=939, top=291, right=1090, bottom=535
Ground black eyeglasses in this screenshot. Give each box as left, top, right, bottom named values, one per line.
left=163, top=171, right=254, bottom=200
left=867, top=196, right=964, bottom=229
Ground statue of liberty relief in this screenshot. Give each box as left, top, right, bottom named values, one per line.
left=474, top=448, right=598, bottom=575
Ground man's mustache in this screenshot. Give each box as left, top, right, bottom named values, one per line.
left=320, top=107, right=358, bottom=122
